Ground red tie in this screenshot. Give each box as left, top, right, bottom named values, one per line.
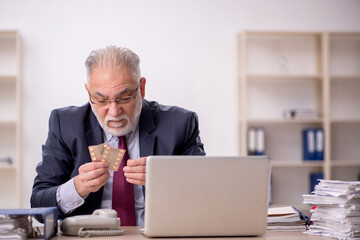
left=112, top=136, right=136, bottom=226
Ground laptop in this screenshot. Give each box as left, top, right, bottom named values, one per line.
left=143, top=155, right=271, bottom=237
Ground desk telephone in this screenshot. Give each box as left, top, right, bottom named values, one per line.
left=60, top=209, right=124, bottom=237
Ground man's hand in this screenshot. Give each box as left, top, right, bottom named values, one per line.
left=123, top=157, right=147, bottom=186
left=74, top=161, right=110, bottom=198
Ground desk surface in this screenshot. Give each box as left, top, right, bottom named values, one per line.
left=53, top=226, right=332, bottom=240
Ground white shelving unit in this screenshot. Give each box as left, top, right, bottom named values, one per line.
left=238, top=31, right=360, bottom=206
left=0, top=31, right=21, bottom=208
left=329, top=33, right=360, bottom=181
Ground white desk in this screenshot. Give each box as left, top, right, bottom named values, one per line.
left=53, top=226, right=333, bottom=240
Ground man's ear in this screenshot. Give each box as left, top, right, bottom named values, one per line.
left=140, top=77, right=146, bottom=98
left=85, top=83, right=92, bottom=103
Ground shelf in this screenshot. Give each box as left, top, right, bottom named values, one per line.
left=0, top=164, right=17, bottom=170
left=330, top=75, right=360, bottom=80
left=0, top=75, right=17, bottom=82
left=331, top=119, right=360, bottom=123
left=271, top=161, right=324, bottom=168
left=330, top=33, right=360, bottom=77
left=245, top=31, right=323, bottom=37
left=0, top=120, right=17, bottom=127
left=245, top=33, right=321, bottom=77
left=239, top=31, right=360, bottom=206
left=0, top=31, right=18, bottom=38
left=0, top=30, right=20, bottom=208
left=246, top=118, right=323, bottom=124
left=0, top=33, right=18, bottom=76
left=331, top=161, right=360, bottom=167
left=246, top=74, right=322, bottom=80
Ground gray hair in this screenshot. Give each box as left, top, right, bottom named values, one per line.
left=85, top=46, right=141, bottom=84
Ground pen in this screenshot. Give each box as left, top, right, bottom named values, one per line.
left=291, top=205, right=313, bottom=229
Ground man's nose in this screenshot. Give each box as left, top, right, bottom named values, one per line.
left=107, top=101, right=122, bottom=116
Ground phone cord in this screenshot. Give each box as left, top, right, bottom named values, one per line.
left=78, top=228, right=124, bottom=238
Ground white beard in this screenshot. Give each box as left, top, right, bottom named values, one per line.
left=91, top=97, right=142, bottom=136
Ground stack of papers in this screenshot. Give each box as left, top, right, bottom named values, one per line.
left=303, top=179, right=360, bottom=240
left=267, top=206, right=306, bottom=231
left=0, top=215, right=27, bottom=239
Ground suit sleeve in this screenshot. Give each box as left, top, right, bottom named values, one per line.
left=181, top=112, right=206, bottom=156
left=30, top=110, right=75, bottom=213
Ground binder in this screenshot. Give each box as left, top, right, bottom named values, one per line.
left=303, top=129, right=315, bottom=160
left=315, top=129, right=324, bottom=161
left=303, top=128, right=324, bottom=161
left=247, top=127, right=256, bottom=155
left=255, top=127, right=265, bottom=155
left=248, top=127, right=266, bottom=156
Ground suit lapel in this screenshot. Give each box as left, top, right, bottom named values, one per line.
left=139, top=100, right=156, bottom=157
left=139, top=131, right=155, bottom=157
left=86, top=106, right=104, bottom=147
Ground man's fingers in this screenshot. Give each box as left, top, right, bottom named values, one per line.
left=123, top=165, right=146, bottom=173
left=126, top=157, right=147, bottom=167
left=124, top=172, right=146, bottom=186
left=124, top=172, right=145, bottom=180
left=126, top=176, right=145, bottom=186
left=88, top=167, right=109, bottom=180
left=75, top=162, right=110, bottom=198
left=123, top=157, right=146, bottom=173
left=83, top=167, right=110, bottom=182
left=82, top=171, right=110, bottom=190
left=79, top=164, right=109, bottom=182
left=121, top=157, right=147, bottom=186
left=79, top=161, right=109, bottom=173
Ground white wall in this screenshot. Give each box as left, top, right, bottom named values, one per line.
left=0, top=0, right=359, bottom=208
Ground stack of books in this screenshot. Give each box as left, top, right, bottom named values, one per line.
left=267, top=206, right=307, bottom=231
left=303, top=180, right=360, bottom=240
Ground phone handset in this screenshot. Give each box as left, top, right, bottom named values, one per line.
left=60, top=209, right=124, bottom=237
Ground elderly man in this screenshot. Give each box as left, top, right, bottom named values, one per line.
left=31, top=46, right=205, bottom=226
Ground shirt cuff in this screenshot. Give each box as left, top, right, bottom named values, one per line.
left=56, top=178, right=85, bottom=214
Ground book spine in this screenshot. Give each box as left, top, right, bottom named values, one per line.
left=303, top=129, right=315, bottom=160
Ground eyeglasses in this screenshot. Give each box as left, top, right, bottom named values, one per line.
left=88, top=84, right=140, bottom=107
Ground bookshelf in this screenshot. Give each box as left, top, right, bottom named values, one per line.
left=0, top=31, right=21, bottom=208
left=238, top=31, right=360, bottom=206
left=329, top=33, right=360, bottom=181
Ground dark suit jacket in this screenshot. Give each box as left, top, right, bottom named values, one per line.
left=31, top=99, right=205, bottom=219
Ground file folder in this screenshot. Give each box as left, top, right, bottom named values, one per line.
left=315, top=129, right=324, bottom=161
left=247, top=127, right=256, bottom=155
left=303, top=128, right=323, bottom=161
left=303, top=129, right=315, bottom=160
left=255, top=127, right=265, bottom=155
left=248, top=127, right=266, bottom=156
